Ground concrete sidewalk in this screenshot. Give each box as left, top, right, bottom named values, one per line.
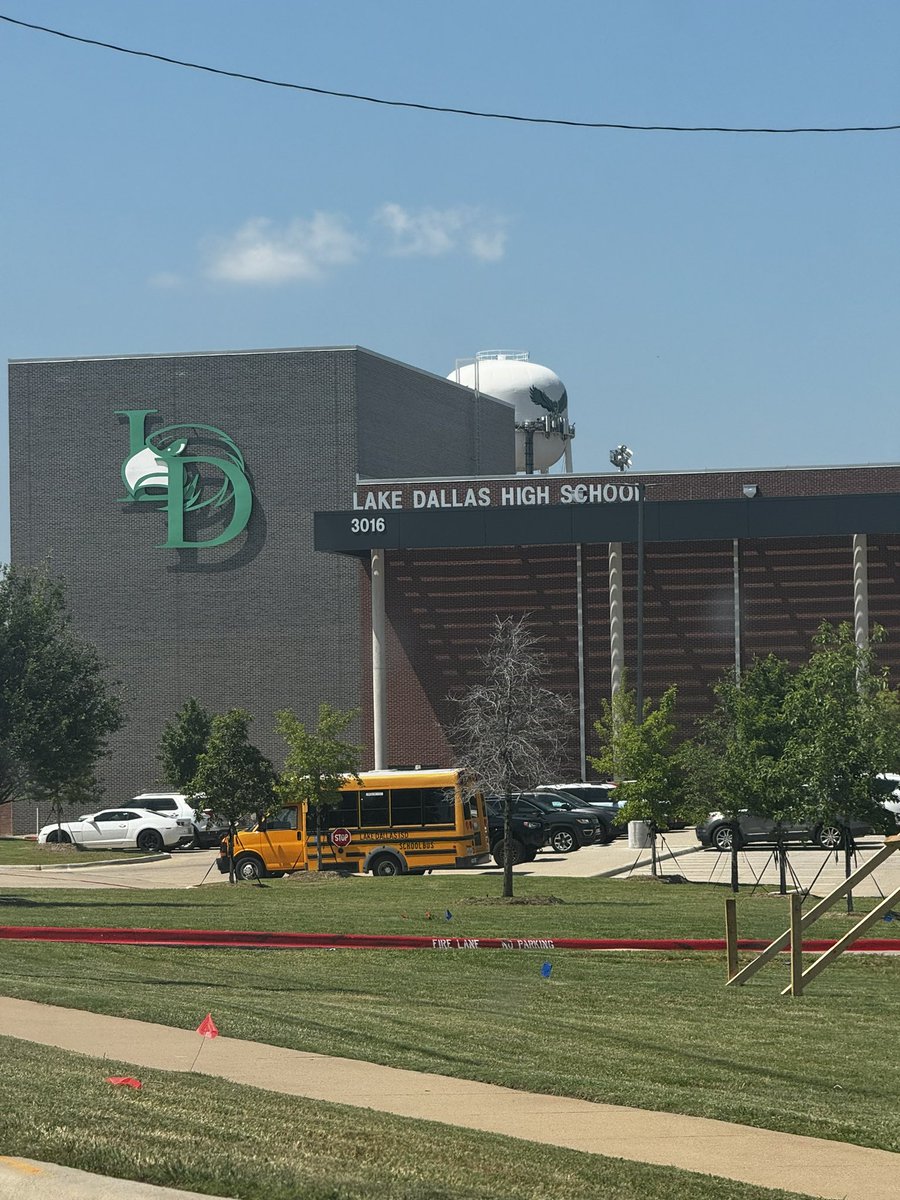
left=2, top=995, right=898, bottom=1200
left=0, top=1156, right=230, bottom=1200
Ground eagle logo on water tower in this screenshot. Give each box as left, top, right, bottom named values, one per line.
left=116, top=409, right=253, bottom=549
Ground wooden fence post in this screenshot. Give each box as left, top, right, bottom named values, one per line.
left=725, top=896, right=738, bottom=981
left=790, top=893, right=804, bottom=997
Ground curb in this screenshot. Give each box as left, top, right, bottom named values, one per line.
left=1, top=925, right=898, bottom=952
left=1, top=853, right=171, bottom=872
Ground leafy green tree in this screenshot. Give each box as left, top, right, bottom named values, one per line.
left=684, top=654, right=793, bottom=892
left=191, top=709, right=277, bottom=882
left=276, top=704, right=362, bottom=871
left=449, top=615, right=574, bottom=898
left=0, top=565, right=124, bottom=812
left=591, top=684, right=692, bottom=877
left=779, top=623, right=900, bottom=853
left=157, top=698, right=213, bottom=793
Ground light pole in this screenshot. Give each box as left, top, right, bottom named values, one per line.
left=608, top=447, right=643, bottom=719
left=635, top=481, right=645, bottom=722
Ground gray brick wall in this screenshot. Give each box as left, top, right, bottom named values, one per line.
left=7, top=345, right=507, bottom=833
left=354, top=349, right=515, bottom=482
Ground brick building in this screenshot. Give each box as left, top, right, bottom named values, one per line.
left=7, top=344, right=900, bottom=834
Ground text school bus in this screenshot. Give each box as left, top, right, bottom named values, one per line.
left=218, top=769, right=491, bottom=880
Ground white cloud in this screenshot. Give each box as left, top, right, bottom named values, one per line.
left=375, top=203, right=507, bottom=262
left=205, top=213, right=360, bottom=284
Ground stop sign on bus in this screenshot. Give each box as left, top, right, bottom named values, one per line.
left=330, top=827, right=352, bottom=849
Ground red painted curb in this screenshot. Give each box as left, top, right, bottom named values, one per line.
left=1, top=926, right=899, bottom=952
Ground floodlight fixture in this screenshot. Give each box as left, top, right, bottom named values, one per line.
left=742, top=484, right=759, bottom=499
left=609, top=445, right=633, bottom=472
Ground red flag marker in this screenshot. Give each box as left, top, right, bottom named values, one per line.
left=106, top=1076, right=142, bottom=1089
left=196, top=1013, right=219, bottom=1039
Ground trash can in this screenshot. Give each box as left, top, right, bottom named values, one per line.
left=628, top=820, right=651, bottom=849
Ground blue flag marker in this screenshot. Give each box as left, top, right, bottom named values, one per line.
left=541, top=961, right=552, bottom=980
left=445, top=910, right=453, bottom=921
left=884, top=912, right=895, bottom=923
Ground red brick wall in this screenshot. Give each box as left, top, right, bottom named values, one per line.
left=356, top=466, right=900, bottom=776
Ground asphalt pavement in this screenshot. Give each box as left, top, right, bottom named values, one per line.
left=1, top=833, right=899, bottom=899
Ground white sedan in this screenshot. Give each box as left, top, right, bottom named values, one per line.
left=37, top=808, right=188, bottom=853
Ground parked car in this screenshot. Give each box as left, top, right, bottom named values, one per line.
left=538, top=782, right=689, bottom=837
left=37, top=808, right=185, bottom=852
left=696, top=810, right=876, bottom=852
left=131, top=792, right=228, bottom=849
left=536, top=783, right=625, bottom=844
left=489, top=793, right=601, bottom=853
left=875, top=774, right=900, bottom=827
left=484, top=799, right=546, bottom=866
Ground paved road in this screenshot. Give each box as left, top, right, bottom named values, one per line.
left=0, top=848, right=226, bottom=890
left=2, top=994, right=899, bottom=1200
left=1, top=834, right=898, bottom=899
left=450, top=830, right=900, bottom=898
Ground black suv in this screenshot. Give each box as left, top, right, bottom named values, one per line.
left=537, top=783, right=625, bottom=844
left=490, top=793, right=601, bottom=853
left=484, top=799, right=546, bottom=866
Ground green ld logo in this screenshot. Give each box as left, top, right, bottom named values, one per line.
left=116, top=409, right=253, bottom=549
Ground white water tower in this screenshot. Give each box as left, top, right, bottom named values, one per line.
left=448, top=351, right=575, bottom=473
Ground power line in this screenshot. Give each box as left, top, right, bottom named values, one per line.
left=2, top=11, right=899, bottom=135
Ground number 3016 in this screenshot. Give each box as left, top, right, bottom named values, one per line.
left=350, top=517, right=386, bottom=534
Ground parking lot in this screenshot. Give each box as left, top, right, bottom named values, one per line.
left=0, top=846, right=228, bottom=890
left=1, top=831, right=898, bottom=898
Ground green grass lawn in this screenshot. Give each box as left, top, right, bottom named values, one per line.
left=1, top=877, right=897, bottom=1160
left=0, top=838, right=153, bottom=866
left=2, top=873, right=898, bottom=941
left=0, top=937, right=896, bottom=1156
left=0, top=1035, right=815, bottom=1200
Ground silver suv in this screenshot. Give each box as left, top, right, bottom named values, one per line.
left=696, top=810, right=876, bottom=852
left=131, top=793, right=228, bottom=849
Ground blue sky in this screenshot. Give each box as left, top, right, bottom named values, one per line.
left=2, top=1, right=899, bottom=562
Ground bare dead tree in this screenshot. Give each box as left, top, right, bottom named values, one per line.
left=448, top=615, right=575, bottom=897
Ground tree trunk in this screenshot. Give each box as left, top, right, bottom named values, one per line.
left=730, top=830, right=739, bottom=894
left=503, top=789, right=514, bottom=899
left=315, top=807, right=324, bottom=872
left=650, top=828, right=658, bottom=878
left=227, top=825, right=236, bottom=884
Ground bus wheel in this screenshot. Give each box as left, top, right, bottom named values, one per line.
left=234, top=854, right=266, bottom=881
left=370, top=855, right=403, bottom=877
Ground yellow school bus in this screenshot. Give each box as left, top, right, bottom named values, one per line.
left=218, top=769, right=490, bottom=880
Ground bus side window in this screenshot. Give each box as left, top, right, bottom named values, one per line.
left=390, top=788, right=423, bottom=826
left=422, top=788, right=453, bottom=824
left=325, top=793, right=360, bottom=828
left=360, top=790, right=389, bottom=827
left=267, top=807, right=299, bottom=831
